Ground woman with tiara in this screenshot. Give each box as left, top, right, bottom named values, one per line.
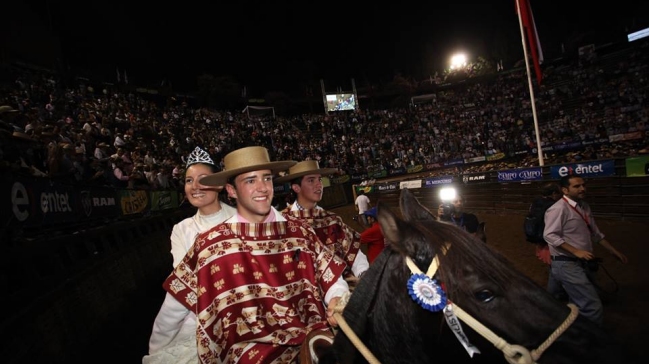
left=143, top=147, right=236, bottom=364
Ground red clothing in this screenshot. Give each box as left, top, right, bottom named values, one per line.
left=360, top=222, right=385, bottom=264
left=281, top=207, right=362, bottom=269
left=163, top=217, right=346, bottom=363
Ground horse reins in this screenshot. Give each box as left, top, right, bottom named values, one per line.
left=332, top=251, right=580, bottom=364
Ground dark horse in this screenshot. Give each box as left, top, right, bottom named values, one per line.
left=321, top=189, right=636, bottom=364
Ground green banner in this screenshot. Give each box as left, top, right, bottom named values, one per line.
left=118, top=190, right=150, bottom=215
left=625, top=156, right=649, bottom=177
left=355, top=185, right=375, bottom=194
left=150, top=190, right=180, bottom=211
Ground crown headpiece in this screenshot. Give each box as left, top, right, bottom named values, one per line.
left=186, top=147, right=215, bottom=168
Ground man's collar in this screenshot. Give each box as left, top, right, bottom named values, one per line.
left=294, top=198, right=317, bottom=211
left=562, top=196, right=579, bottom=207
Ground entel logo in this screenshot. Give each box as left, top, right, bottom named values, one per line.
left=11, top=182, right=73, bottom=221
left=11, top=182, right=30, bottom=222
left=558, top=164, right=603, bottom=177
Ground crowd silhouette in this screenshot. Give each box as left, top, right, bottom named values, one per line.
left=1, top=40, right=648, bottom=192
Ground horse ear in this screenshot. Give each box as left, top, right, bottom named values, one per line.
left=376, top=201, right=399, bottom=245
left=400, top=188, right=436, bottom=223
left=376, top=201, right=417, bottom=256
left=477, top=222, right=487, bottom=243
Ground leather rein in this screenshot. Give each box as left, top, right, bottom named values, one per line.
left=332, top=252, right=579, bottom=364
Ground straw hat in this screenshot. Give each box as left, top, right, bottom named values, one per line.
left=0, top=105, right=18, bottom=114
left=199, top=146, right=296, bottom=186
left=274, top=160, right=338, bottom=183
left=12, top=131, right=34, bottom=142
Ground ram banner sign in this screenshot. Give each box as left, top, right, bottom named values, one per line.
left=550, top=160, right=615, bottom=178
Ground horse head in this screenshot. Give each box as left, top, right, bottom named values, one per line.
left=323, top=189, right=636, bottom=364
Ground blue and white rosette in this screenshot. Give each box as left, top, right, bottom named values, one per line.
left=407, top=273, right=447, bottom=312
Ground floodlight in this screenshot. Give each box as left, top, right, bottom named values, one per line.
left=439, top=187, right=457, bottom=202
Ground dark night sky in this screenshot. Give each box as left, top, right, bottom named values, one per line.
left=18, top=0, right=649, bottom=95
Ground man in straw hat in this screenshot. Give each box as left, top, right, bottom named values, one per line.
left=162, top=146, right=350, bottom=364
left=275, top=160, right=369, bottom=279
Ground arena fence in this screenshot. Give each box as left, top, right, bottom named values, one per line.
left=344, top=156, right=649, bottom=220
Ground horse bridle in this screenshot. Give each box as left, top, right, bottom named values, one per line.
left=332, top=252, right=579, bottom=364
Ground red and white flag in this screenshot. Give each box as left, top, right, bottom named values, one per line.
left=517, top=0, right=544, bottom=85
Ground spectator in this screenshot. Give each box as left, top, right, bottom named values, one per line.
left=145, top=147, right=235, bottom=363
left=275, top=160, right=370, bottom=279
left=354, top=189, right=371, bottom=227
left=544, top=174, right=628, bottom=325
left=359, top=207, right=386, bottom=264
left=437, top=192, right=485, bottom=242
left=161, top=146, right=349, bottom=363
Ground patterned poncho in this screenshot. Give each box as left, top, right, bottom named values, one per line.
left=164, top=216, right=347, bottom=364
left=280, top=207, right=362, bottom=271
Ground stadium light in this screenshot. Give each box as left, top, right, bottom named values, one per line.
left=449, top=53, right=467, bottom=70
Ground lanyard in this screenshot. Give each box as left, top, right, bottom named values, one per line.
left=451, top=214, right=465, bottom=230
left=563, top=197, right=592, bottom=232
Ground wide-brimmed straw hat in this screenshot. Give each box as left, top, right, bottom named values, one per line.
left=12, top=131, right=34, bottom=142
left=274, top=160, right=338, bottom=183
left=199, top=146, right=296, bottom=186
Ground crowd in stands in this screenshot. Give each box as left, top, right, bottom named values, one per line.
left=1, top=41, right=648, bottom=191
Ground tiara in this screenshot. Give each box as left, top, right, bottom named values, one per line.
left=186, top=147, right=215, bottom=168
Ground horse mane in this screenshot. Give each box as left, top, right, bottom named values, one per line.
left=328, top=247, right=391, bottom=364
left=322, top=189, right=640, bottom=364
left=412, top=218, right=517, bottom=299
left=386, top=190, right=517, bottom=300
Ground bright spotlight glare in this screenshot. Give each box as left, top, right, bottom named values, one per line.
left=439, top=187, right=457, bottom=202
left=449, top=53, right=467, bottom=70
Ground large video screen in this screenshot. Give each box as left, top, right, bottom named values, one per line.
left=326, top=93, right=356, bottom=112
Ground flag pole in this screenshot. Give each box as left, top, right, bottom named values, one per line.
left=516, top=0, right=544, bottom=166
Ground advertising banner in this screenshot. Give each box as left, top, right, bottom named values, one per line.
left=625, top=156, right=649, bottom=177
left=150, top=190, right=180, bottom=211
left=407, top=165, right=424, bottom=174
left=423, top=176, right=454, bottom=188
left=550, top=160, right=615, bottom=179
left=465, top=156, right=486, bottom=164
left=118, top=189, right=150, bottom=215
left=375, top=182, right=400, bottom=192
left=355, top=185, right=375, bottom=194
left=444, top=158, right=464, bottom=166
left=400, top=180, right=422, bottom=189
left=486, top=152, right=506, bottom=161
left=11, top=178, right=78, bottom=227
left=497, top=168, right=543, bottom=182
left=350, top=173, right=368, bottom=182
left=77, top=187, right=119, bottom=219
left=331, top=174, right=350, bottom=184
left=462, top=173, right=490, bottom=184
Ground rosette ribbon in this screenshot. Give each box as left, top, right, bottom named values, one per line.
left=407, top=273, right=447, bottom=312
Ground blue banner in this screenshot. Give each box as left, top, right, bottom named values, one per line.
left=550, top=160, right=615, bottom=178
left=497, top=167, right=543, bottom=182
left=444, top=159, right=464, bottom=166
left=423, top=176, right=454, bottom=187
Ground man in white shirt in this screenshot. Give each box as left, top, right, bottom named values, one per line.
left=355, top=189, right=371, bottom=227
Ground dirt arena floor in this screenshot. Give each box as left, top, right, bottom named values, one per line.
left=330, top=204, right=649, bottom=359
